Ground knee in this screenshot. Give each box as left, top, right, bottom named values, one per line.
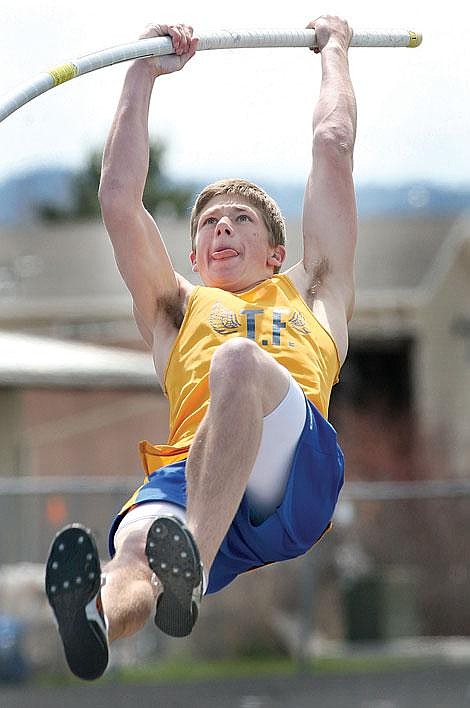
left=113, top=522, right=150, bottom=570
left=209, top=338, right=260, bottom=389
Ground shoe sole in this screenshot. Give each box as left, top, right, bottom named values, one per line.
left=45, top=524, right=108, bottom=681
left=145, top=516, right=202, bottom=638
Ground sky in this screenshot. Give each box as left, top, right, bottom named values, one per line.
left=0, top=0, right=468, bottom=189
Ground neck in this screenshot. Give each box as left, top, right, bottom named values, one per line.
left=233, top=276, right=273, bottom=294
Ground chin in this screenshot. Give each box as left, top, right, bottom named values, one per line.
left=205, top=277, right=238, bottom=290
left=201, top=270, right=240, bottom=289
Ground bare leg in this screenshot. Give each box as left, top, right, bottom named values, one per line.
left=101, top=340, right=289, bottom=640
left=101, top=520, right=159, bottom=642
left=186, top=338, right=291, bottom=574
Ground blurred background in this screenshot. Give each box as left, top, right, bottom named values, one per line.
left=1, top=0, right=470, bottom=705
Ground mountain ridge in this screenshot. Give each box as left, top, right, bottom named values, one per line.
left=0, top=167, right=469, bottom=226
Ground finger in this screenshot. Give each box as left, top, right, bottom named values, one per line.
left=306, top=20, right=319, bottom=50
left=184, top=26, right=194, bottom=52
left=174, top=23, right=193, bottom=54
left=139, top=23, right=165, bottom=39
left=167, top=26, right=184, bottom=55
left=155, top=24, right=169, bottom=35
left=182, top=36, right=198, bottom=62
left=175, top=25, right=188, bottom=54
left=306, top=17, right=322, bottom=29
left=189, top=36, right=199, bottom=55
left=178, top=39, right=198, bottom=68
left=308, top=25, right=315, bottom=50
left=178, top=24, right=193, bottom=53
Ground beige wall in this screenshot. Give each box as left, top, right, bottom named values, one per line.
left=414, top=243, right=470, bottom=475
left=0, top=387, right=170, bottom=479
left=0, top=389, right=23, bottom=475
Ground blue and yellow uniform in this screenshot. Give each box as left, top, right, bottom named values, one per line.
left=109, top=274, right=344, bottom=593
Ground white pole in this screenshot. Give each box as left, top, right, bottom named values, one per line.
left=0, top=29, right=422, bottom=124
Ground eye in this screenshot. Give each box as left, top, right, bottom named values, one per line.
left=203, top=216, right=218, bottom=225
left=237, top=214, right=252, bottom=223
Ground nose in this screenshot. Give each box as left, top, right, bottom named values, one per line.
left=216, top=217, right=232, bottom=237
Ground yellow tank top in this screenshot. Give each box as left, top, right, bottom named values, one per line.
left=139, top=274, right=340, bottom=476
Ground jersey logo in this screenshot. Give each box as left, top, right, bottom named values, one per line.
left=288, top=311, right=311, bottom=335
left=209, top=302, right=311, bottom=347
left=209, top=302, right=242, bottom=335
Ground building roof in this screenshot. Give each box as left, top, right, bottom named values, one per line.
left=0, top=211, right=469, bottom=384
left=0, top=331, right=157, bottom=388
left=0, top=212, right=468, bottom=326
left=355, top=215, right=461, bottom=291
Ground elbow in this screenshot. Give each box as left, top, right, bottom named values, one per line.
left=98, top=176, right=138, bottom=222
left=98, top=185, right=120, bottom=226
left=313, top=125, right=355, bottom=159
left=99, top=185, right=132, bottom=234
left=98, top=174, right=122, bottom=210
left=98, top=186, right=109, bottom=215
left=98, top=174, right=116, bottom=210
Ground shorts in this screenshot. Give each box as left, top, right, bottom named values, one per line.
left=108, top=393, right=344, bottom=595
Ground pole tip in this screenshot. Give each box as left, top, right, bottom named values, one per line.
left=408, top=31, right=422, bottom=48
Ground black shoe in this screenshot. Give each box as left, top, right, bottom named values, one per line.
left=145, top=516, right=203, bottom=638
left=45, top=524, right=108, bottom=681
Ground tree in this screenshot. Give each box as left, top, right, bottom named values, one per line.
left=38, top=142, right=194, bottom=222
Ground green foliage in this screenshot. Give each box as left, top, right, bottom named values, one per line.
left=38, top=142, right=194, bottom=222
left=37, top=655, right=431, bottom=687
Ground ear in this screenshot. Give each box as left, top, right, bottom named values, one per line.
left=190, top=250, right=198, bottom=272
left=267, top=245, right=286, bottom=269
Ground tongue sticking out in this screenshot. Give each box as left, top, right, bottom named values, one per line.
left=211, top=249, right=239, bottom=260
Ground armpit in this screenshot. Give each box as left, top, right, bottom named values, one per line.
left=157, top=293, right=185, bottom=331
left=308, top=256, right=331, bottom=301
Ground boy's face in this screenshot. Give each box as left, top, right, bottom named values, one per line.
left=190, top=195, right=285, bottom=292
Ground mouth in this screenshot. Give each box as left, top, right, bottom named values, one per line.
left=211, top=248, right=239, bottom=260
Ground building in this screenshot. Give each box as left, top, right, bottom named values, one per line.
left=1, top=209, right=469, bottom=649
left=1, top=211, right=469, bottom=476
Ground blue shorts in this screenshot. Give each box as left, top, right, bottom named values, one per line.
left=108, top=399, right=344, bottom=595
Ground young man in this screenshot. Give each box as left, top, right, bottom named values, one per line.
left=46, top=17, right=357, bottom=680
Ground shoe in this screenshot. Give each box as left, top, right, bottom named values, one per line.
left=145, top=516, right=203, bottom=638
left=45, top=524, right=108, bottom=681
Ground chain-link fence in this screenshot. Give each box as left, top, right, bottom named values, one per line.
left=1, top=475, right=469, bottom=676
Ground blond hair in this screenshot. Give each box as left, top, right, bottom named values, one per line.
left=190, top=179, right=286, bottom=274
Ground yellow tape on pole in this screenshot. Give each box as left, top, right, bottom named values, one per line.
left=1, top=30, right=424, bottom=124
left=48, top=63, right=78, bottom=86
left=408, top=31, right=422, bottom=48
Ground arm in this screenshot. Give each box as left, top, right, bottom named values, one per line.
left=98, top=24, right=198, bottom=342
left=288, top=16, right=357, bottom=355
